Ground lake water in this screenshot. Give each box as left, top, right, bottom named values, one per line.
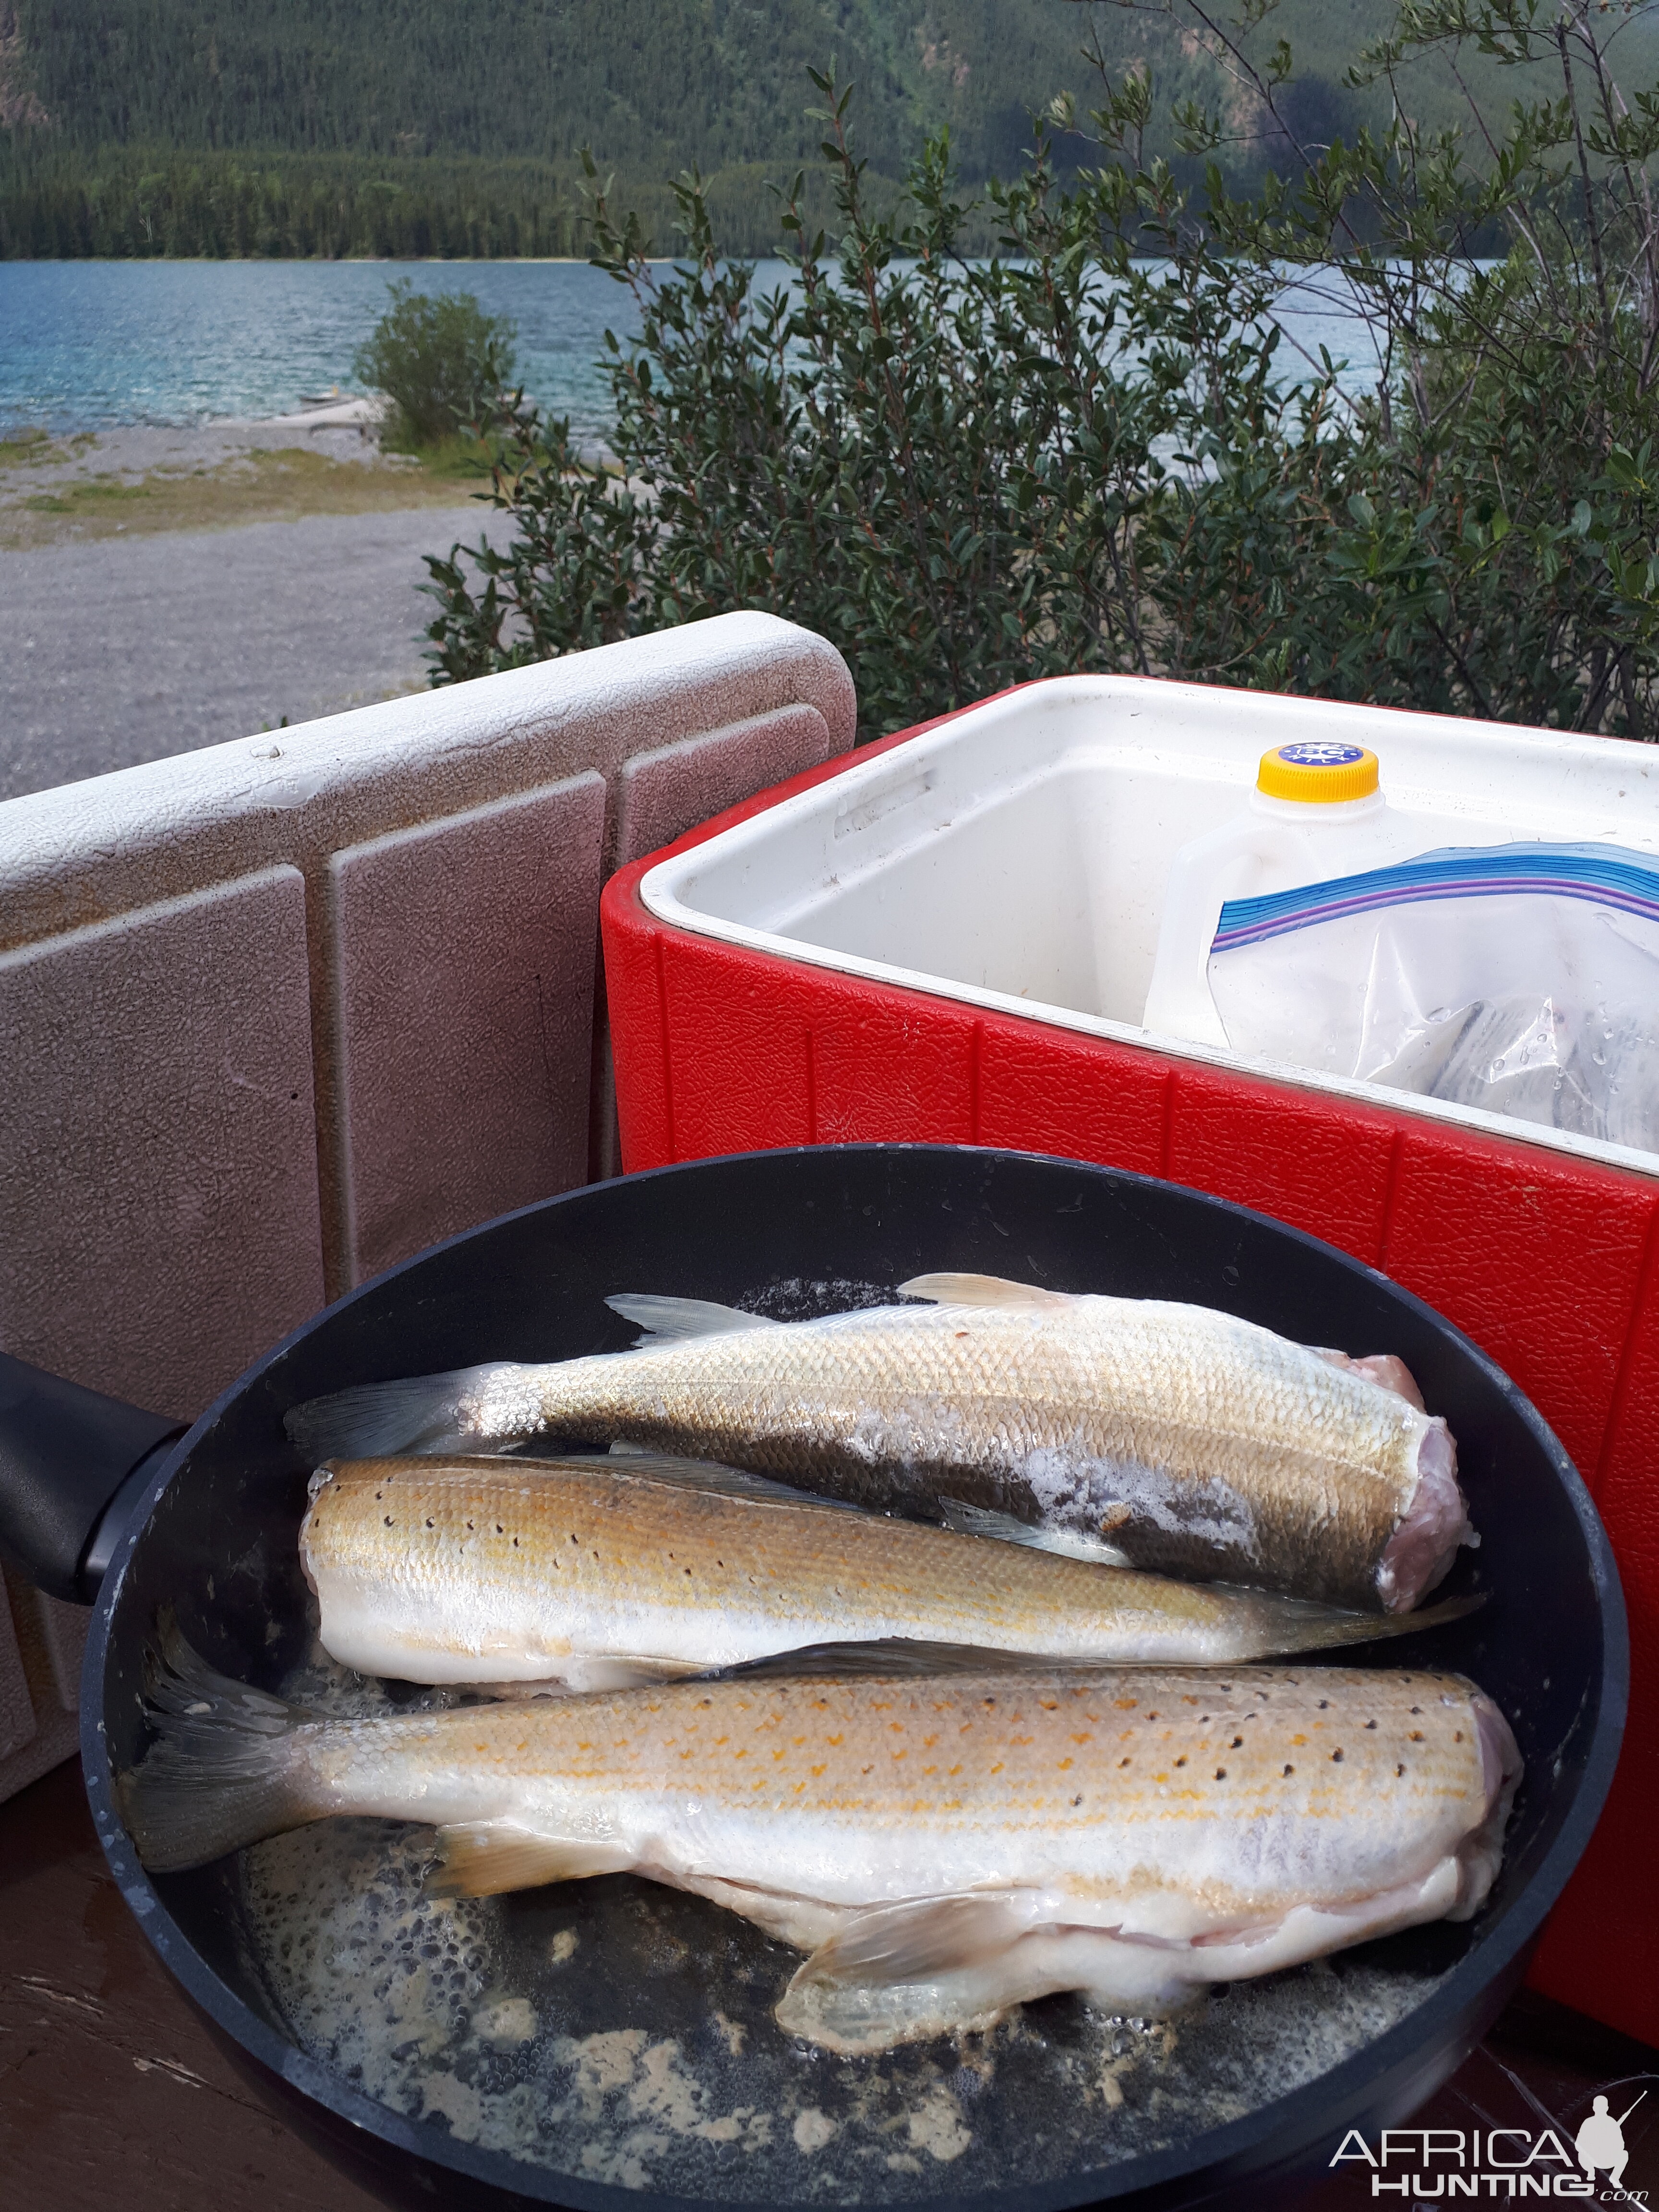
left=0, top=261, right=648, bottom=445
left=0, top=258, right=1382, bottom=441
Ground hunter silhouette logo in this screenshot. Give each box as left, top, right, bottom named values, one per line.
left=1577, top=2093, right=1645, bottom=2191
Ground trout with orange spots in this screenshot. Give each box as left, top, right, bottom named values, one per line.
left=122, top=1629, right=1518, bottom=2055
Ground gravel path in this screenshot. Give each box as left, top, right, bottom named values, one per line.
left=0, top=500, right=498, bottom=800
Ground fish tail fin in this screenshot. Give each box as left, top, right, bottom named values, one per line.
left=119, top=1611, right=319, bottom=1871
left=284, top=1362, right=533, bottom=1459
left=1251, top=1589, right=1486, bottom=1656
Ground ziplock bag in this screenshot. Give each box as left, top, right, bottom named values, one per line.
left=1206, top=842, right=1659, bottom=1153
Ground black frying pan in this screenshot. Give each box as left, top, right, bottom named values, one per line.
left=0, top=1145, right=1628, bottom=2212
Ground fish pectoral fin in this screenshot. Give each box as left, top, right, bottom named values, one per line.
left=605, top=1294, right=782, bottom=1343
left=778, top=1915, right=1214, bottom=2054
left=896, top=1272, right=1074, bottom=1310
left=795, top=1891, right=1040, bottom=1986
left=427, top=1823, right=632, bottom=1899
left=937, top=1496, right=1132, bottom=1568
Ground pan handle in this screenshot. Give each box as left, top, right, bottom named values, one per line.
left=0, top=1353, right=184, bottom=1603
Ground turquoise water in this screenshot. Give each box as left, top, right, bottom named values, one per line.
left=0, top=257, right=1382, bottom=440
left=0, top=260, right=654, bottom=442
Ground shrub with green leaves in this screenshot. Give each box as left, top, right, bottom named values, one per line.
left=355, top=281, right=517, bottom=451
left=423, top=4, right=1659, bottom=742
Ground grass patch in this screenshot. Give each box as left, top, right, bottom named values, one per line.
left=0, top=441, right=493, bottom=550
left=46, top=476, right=155, bottom=505
left=0, top=428, right=98, bottom=470
left=391, top=430, right=495, bottom=481
left=0, top=429, right=53, bottom=467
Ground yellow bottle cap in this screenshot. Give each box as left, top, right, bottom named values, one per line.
left=1257, top=740, right=1380, bottom=803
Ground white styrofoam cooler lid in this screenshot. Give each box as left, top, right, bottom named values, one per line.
left=638, top=674, right=1659, bottom=1180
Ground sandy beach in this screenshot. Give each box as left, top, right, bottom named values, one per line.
left=0, top=417, right=505, bottom=800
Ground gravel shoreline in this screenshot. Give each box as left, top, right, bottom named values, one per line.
left=0, top=419, right=505, bottom=799
left=2, top=415, right=378, bottom=482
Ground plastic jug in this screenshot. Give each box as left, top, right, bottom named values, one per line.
left=1141, top=740, right=1431, bottom=1047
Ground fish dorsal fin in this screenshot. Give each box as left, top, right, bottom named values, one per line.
left=427, top=1822, right=633, bottom=1898
left=599, top=1449, right=861, bottom=1512
left=605, top=1294, right=782, bottom=1343
left=936, top=1496, right=1132, bottom=1567
left=896, top=1273, right=1073, bottom=1311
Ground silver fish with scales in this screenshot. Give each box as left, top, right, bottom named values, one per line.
left=286, top=1273, right=1477, bottom=1612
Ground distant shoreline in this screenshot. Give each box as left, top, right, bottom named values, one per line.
left=0, top=253, right=701, bottom=267
left=0, top=260, right=633, bottom=445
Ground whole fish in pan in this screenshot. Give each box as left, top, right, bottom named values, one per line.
left=123, top=1628, right=1519, bottom=2056
left=286, top=1272, right=1476, bottom=1612
left=301, top=1453, right=1478, bottom=1687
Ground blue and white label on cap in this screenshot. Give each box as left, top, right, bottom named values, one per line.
left=1277, top=741, right=1365, bottom=766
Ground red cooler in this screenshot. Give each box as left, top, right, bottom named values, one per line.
left=601, top=672, right=1659, bottom=2046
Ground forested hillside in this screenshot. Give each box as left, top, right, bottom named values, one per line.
left=2, top=0, right=1094, bottom=180
left=3, top=0, right=1089, bottom=254
left=2, top=0, right=1653, bottom=256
